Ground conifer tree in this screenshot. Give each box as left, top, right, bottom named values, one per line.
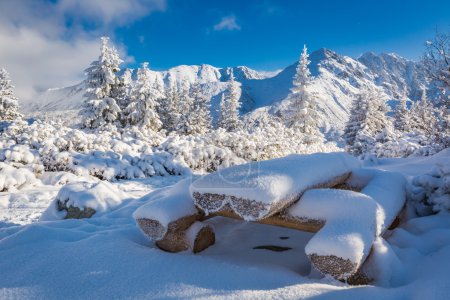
left=218, top=71, right=242, bottom=132
left=188, top=82, right=211, bottom=135
left=410, top=89, right=437, bottom=139
left=80, top=37, right=122, bottom=128
left=159, top=84, right=181, bottom=132
left=288, top=45, right=322, bottom=144
left=175, top=82, right=194, bottom=135
left=343, top=88, right=393, bottom=155
left=124, top=62, right=162, bottom=131
left=0, top=68, right=22, bottom=121
left=393, top=97, right=411, bottom=132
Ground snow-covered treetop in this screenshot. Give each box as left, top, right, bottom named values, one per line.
left=0, top=67, right=22, bottom=121
left=291, top=45, right=312, bottom=93
left=83, top=36, right=123, bottom=101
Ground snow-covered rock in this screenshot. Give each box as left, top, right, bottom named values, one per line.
left=40, top=181, right=130, bottom=220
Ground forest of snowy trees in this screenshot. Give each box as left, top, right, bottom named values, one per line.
left=0, top=32, right=448, bottom=184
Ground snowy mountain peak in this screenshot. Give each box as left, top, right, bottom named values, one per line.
left=23, top=48, right=437, bottom=132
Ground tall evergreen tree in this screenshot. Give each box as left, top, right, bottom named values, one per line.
left=288, top=45, right=322, bottom=144
left=175, top=82, right=194, bottom=135
left=124, top=62, right=162, bottom=131
left=159, top=84, right=181, bottom=132
left=0, top=68, right=22, bottom=121
left=410, top=89, right=437, bottom=138
left=343, top=88, right=393, bottom=155
left=188, top=82, right=212, bottom=135
left=393, top=97, right=411, bottom=132
left=80, top=37, right=122, bottom=128
left=217, top=71, right=242, bottom=132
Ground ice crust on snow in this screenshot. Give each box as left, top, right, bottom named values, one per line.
left=190, top=152, right=359, bottom=220
left=133, top=178, right=198, bottom=240
left=40, top=181, right=130, bottom=221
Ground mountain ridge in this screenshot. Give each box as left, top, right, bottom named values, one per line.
left=22, top=48, right=435, bottom=131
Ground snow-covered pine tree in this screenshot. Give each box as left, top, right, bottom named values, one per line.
left=343, top=88, right=393, bottom=155
left=124, top=62, right=162, bottom=131
left=80, top=37, right=122, bottom=128
left=410, top=89, right=437, bottom=140
left=114, top=68, right=133, bottom=110
left=217, top=71, right=242, bottom=132
left=393, top=97, right=411, bottom=132
left=159, top=84, right=181, bottom=132
left=0, top=68, right=22, bottom=121
left=342, top=93, right=368, bottom=149
left=188, top=82, right=211, bottom=135
left=175, top=82, right=194, bottom=135
left=287, top=45, right=323, bottom=144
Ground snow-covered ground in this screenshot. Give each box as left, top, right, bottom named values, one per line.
left=1, top=151, right=450, bottom=299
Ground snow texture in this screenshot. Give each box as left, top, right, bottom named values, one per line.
left=190, top=152, right=359, bottom=220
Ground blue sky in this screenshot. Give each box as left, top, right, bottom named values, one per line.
left=119, top=0, right=450, bottom=71
left=0, top=0, right=448, bottom=100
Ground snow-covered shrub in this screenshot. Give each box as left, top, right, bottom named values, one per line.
left=0, top=162, right=37, bottom=191
left=409, top=163, right=450, bottom=215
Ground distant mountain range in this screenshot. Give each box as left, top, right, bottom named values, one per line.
left=22, top=48, right=438, bottom=131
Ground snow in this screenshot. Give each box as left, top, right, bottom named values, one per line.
left=0, top=162, right=37, bottom=192
left=40, top=181, right=130, bottom=221
left=133, top=178, right=198, bottom=240
left=190, top=152, right=359, bottom=220
left=348, top=169, right=406, bottom=234
left=1, top=149, right=450, bottom=299
left=289, top=189, right=377, bottom=264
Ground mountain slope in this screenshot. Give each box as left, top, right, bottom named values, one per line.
left=23, top=49, right=433, bottom=131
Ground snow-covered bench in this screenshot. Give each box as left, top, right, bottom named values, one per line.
left=134, top=153, right=406, bottom=283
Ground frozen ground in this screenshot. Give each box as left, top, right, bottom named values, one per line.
left=1, top=151, right=450, bottom=299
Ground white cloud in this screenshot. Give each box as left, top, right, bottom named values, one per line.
left=0, top=0, right=165, bottom=102
left=213, top=15, right=241, bottom=32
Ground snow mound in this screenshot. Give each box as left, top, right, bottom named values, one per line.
left=133, top=178, right=197, bottom=240
left=0, top=162, right=38, bottom=192
left=190, top=152, right=359, bottom=220
left=40, top=181, right=130, bottom=221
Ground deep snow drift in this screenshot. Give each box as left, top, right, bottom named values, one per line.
left=1, top=150, right=450, bottom=299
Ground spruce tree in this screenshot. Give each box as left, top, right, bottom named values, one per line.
left=410, top=89, right=436, bottom=139
left=288, top=45, right=322, bottom=144
left=188, top=82, right=211, bottom=135
left=159, top=85, right=181, bottom=133
left=0, top=68, right=22, bottom=121
left=80, top=37, right=122, bottom=128
left=218, top=71, right=242, bottom=132
left=175, top=82, right=194, bottom=135
left=124, top=62, right=162, bottom=131
left=343, top=88, right=393, bottom=155
left=393, top=97, right=411, bottom=132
